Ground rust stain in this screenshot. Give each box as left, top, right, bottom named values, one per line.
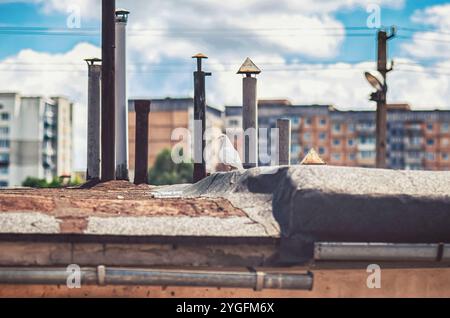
left=0, top=181, right=245, bottom=227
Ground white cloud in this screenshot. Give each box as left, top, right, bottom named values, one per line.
left=10, top=0, right=450, bottom=173
left=402, top=4, right=450, bottom=60
left=0, top=42, right=100, bottom=170
left=411, top=3, right=450, bottom=28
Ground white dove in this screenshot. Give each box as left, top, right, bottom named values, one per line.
left=217, top=134, right=244, bottom=171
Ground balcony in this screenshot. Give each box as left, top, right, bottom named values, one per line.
left=356, top=123, right=376, bottom=134
left=404, top=138, right=424, bottom=150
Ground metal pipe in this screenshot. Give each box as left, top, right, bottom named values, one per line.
left=192, top=53, right=210, bottom=183
left=101, top=0, right=116, bottom=182
left=134, top=100, right=151, bottom=185
left=314, top=242, right=450, bottom=262
left=85, top=58, right=102, bottom=181
left=0, top=267, right=313, bottom=291
left=115, top=9, right=130, bottom=181
left=277, top=118, right=291, bottom=166
left=238, top=58, right=261, bottom=169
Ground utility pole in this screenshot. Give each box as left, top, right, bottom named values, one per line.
left=238, top=57, right=261, bottom=169
left=85, top=58, right=102, bottom=181
left=101, top=0, right=116, bottom=182
left=373, top=27, right=395, bottom=169
left=192, top=53, right=211, bottom=183
left=115, top=9, right=130, bottom=181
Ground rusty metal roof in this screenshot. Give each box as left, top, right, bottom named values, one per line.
left=237, top=57, right=261, bottom=75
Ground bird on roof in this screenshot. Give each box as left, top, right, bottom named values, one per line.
left=216, top=134, right=243, bottom=171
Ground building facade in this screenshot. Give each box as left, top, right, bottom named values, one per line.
left=0, top=93, right=73, bottom=187
left=128, top=98, right=223, bottom=178
left=225, top=100, right=450, bottom=171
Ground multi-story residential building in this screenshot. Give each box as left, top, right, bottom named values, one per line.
left=224, top=100, right=450, bottom=171
left=0, top=93, right=73, bottom=187
left=128, top=98, right=223, bottom=178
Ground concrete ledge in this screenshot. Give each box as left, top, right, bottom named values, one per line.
left=156, top=165, right=450, bottom=263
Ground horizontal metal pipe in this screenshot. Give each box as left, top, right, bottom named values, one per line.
left=0, top=267, right=313, bottom=291
left=314, top=242, right=450, bottom=262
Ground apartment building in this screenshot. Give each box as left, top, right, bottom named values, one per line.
left=128, top=98, right=223, bottom=177
left=224, top=100, right=450, bottom=171
left=0, top=93, right=73, bottom=187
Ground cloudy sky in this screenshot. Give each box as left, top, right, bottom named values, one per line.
left=1, top=0, right=450, bottom=170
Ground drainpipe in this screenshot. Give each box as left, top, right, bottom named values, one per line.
left=0, top=267, right=314, bottom=291
left=314, top=242, right=450, bottom=262
left=115, top=9, right=130, bottom=180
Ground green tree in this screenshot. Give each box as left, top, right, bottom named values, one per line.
left=148, top=149, right=193, bottom=185
left=22, top=177, right=48, bottom=188
left=22, top=176, right=80, bottom=188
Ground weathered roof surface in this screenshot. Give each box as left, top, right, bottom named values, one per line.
left=1, top=165, right=450, bottom=263
left=0, top=181, right=270, bottom=237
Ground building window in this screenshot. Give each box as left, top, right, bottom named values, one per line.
left=359, top=136, right=375, bottom=145
left=333, top=123, right=341, bottom=132
left=348, top=139, right=354, bottom=146
left=319, top=118, right=327, bottom=126
left=319, top=132, right=327, bottom=140
left=0, top=113, right=9, bottom=121
left=0, top=166, right=8, bottom=175
left=427, top=139, right=435, bottom=146
left=0, top=153, right=9, bottom=163
left=349, top=153, right=356, bottom=161
left=442, top=138, right=449, bottom=147
left=427, top=123, right=433, bottom=131
left=333, top=139, right=341, bottom=146
left=332, top=153, right=341, bottom=161
left=443, top=153, right=449, bottom=161
left=347, top=124, right=355, bottom=132
left=426, top=153, right=436, bottom=161
left=410, top=137, right=422, bottom=145
left=361, top=151, right=375, bottom=159
left=0, top=140, right=9, bottom=148
left=0, top=127, right=9, bottom=134
left=319, top=147, right=326, bottom=155
left=228, top=119, right=239, bottom=126
left=305, top=118, right=312, bottom=126
left=303, top=132, right=311, bottom=142
left=441, top=123, right=449, bottom=133
left=0, top=181, right=8, bottom=188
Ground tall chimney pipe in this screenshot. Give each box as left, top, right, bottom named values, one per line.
left=238, top=58, right=261, bottom=169
left=101, top=0, right=116, bottom=182
left=85, top=58, right=102, bottom=181
left=115, top=9, right=130, bottom=180
left=134, top=100, right=151, bottom=185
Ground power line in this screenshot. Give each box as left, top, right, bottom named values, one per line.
left=397, top=35, right=450, bottom=44
left=397, top=26, right=450, bottom=36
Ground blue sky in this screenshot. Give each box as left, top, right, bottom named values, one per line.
left=1, top=0, right=450, bottom=170
left=0, top=1, right=447, bottom=62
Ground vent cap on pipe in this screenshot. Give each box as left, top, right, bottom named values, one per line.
left=115, top=9, right=130, bottom=23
